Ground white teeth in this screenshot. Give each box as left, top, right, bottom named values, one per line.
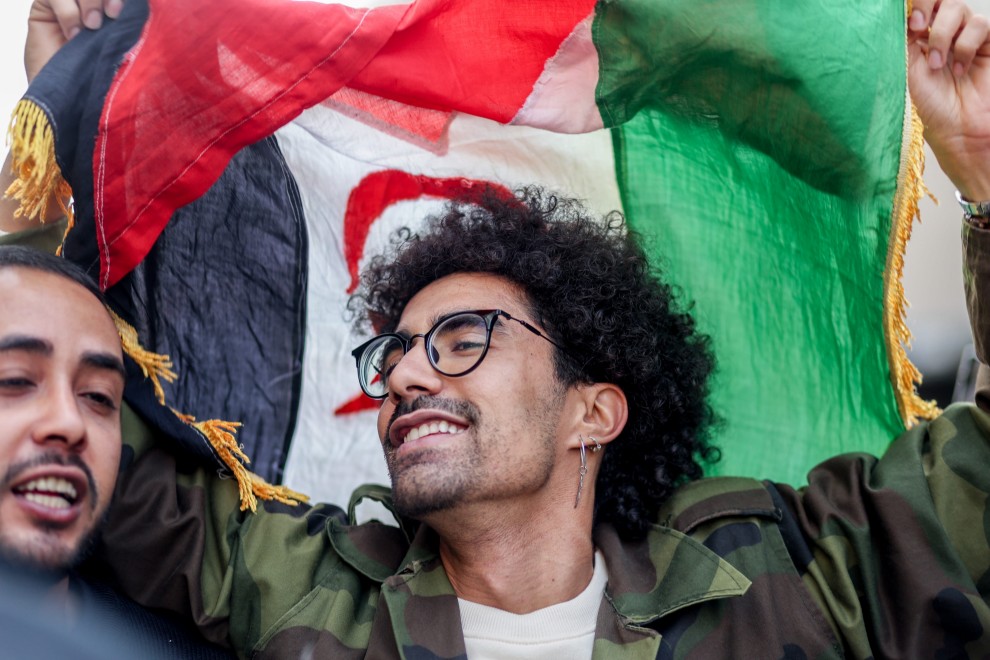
left=402, top=421, right=464, bottom=443
left=17, top=477, right=78, bottom=500
left=24, top=492, right=70, bottom=510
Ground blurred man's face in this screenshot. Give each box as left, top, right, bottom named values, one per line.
left=0, top=267, right=125, bottom=572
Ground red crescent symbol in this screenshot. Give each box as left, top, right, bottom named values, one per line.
left=336, top=170, right=513, bottom=415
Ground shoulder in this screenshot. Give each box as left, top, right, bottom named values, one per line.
left=661, top=402, right=990, bottom=534
left=659, top=476, right=780, bottom=534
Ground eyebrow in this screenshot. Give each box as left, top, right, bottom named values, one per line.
left=82, top=352, right=128, bottom=381
left=0, top=335, right=52, bottom=355
left=394, top=309, right=482, bottom=339
left=0, top=335, right=126, bottom=380
left=393, top=310, right=457, bottom=339
left=426, top=310, right=453, bottom=331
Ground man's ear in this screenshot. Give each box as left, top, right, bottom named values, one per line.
left=566, top=382, right=627, bottom=449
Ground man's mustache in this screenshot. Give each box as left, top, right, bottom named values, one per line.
left=1, top=453, right=99, bottom=511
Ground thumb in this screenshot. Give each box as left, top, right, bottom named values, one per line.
left=24, top=22, right=68, bottom=82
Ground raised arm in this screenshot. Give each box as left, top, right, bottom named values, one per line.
left=1, top=0, right=123, bottom=233
left=25, top=0, right=123, bottom=81
left=909, top=0, right=990, bottom=201
left=907, top=0, right=990, bottom=383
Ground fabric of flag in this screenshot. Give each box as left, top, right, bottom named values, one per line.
left=599, top=0, right=930, bottom=480
left=5, top=0, right=932, bottom=506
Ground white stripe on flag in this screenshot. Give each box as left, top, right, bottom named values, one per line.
left=511, top=13, right=604, bottom=133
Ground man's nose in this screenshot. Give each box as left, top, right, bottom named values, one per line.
left=32, top=384, right=87, bottom=450
left=388, top=337, right=443, bottom=401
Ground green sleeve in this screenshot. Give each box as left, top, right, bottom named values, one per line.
left=661, top=404, right=990, bottom=656
left=97, top=404, right=362, bottom=656
left=779, top=403, right=990, bottom=655
left=0, top=219, right=67, bottom=252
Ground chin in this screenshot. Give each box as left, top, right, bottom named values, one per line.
left=0, top=537, right=78, bottom=575
left=0, top=522, right=102, bottom=575
left=391, top=480, right=465, bottom=520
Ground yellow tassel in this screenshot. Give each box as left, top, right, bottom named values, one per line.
left=5, top=99, right=73, bottom=228
left=247, top=472, right=310, bottom=508
left=109, top=310, right=178, bottom=405
left=110, top=315, right=306, bottom=512
left=175, top=413, right=308, bottom=512
left=884, top=101, right=940, bottom=427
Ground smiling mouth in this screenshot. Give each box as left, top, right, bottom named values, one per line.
left=12, top=476, right=81, bottom=510
left=402, top=420, right=466, bottom=443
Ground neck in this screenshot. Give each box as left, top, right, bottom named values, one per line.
left=428, top=487, right=598, bottom=614
left=0, top=557, right=75, bottom=618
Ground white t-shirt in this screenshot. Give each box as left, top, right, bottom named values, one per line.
left=457, top=551, right=608, bottom=659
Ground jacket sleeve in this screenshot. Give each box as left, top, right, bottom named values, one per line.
left=772, top=403, right=990, bottom=657
left=93, top=404, right=352, bottom=655
left=965, top=222, right=990, bottom=364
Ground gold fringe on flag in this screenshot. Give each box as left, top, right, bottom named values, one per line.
left=110, top=310, right=178, bottom=405
left=115, top=315, right=307, bottom=511
left=5, top=99, right=75, bottom=252
left=884, top=101, right=939, bottom=427
left=173, top=413, right=309, bottom=512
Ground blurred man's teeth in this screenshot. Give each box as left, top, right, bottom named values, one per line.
left=15, top=477, right=78, bottom=505
left=24, top=492, right=70, bottom=509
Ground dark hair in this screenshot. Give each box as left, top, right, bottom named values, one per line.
left=0, top=246, right=106, bottom=305
left=350, top=187, right=719, bottom=540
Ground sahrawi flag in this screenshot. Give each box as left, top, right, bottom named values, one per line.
left=5, top=0, right=933, bottom=509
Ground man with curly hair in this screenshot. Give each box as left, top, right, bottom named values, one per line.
left=341, top=189, right=719, bottom=654
left=349, top=190, right=718, bottom=540
left=339, top=182, right=990, bottom=657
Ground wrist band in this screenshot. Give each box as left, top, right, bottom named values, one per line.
left=955, top=190, right=990, bottom=229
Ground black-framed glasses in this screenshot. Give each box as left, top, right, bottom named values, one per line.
left=351, top=309, right=567, bottom=399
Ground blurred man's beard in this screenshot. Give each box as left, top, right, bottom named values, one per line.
left=0, top=452, right=103, bottom=573
left=0, top=509, right=107, bottom=575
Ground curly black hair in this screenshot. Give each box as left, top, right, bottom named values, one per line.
left=349, top=187, right=719, bottom=540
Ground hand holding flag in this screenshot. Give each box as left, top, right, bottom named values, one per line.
left=26, top=0, right=123, bottom=81
left=909, top=0, right=990, bottom=200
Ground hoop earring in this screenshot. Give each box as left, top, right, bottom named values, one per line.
left=574, top=436, right=601, bottom=508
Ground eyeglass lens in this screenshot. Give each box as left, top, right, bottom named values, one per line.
left=360, top=312, right=493, bottom=397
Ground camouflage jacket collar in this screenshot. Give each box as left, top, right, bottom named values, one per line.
left=328, top=487, right=751, bottom=659
left=592, top=523, right=750, bottom=623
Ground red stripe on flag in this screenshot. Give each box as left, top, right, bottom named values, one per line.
left=343, top=170, right=514, bottom=294
left=96, top=0, right=408, bottom=288
left=93, top=0, right=594, bottom=288
left=350, top=0, right=595, bottom=122
left=334, top=392, right=380, bottom=416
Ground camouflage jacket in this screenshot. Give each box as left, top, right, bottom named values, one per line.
left=98, top=401, right=990, bottom=659
left=90, top=223, right=990, bottom=658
